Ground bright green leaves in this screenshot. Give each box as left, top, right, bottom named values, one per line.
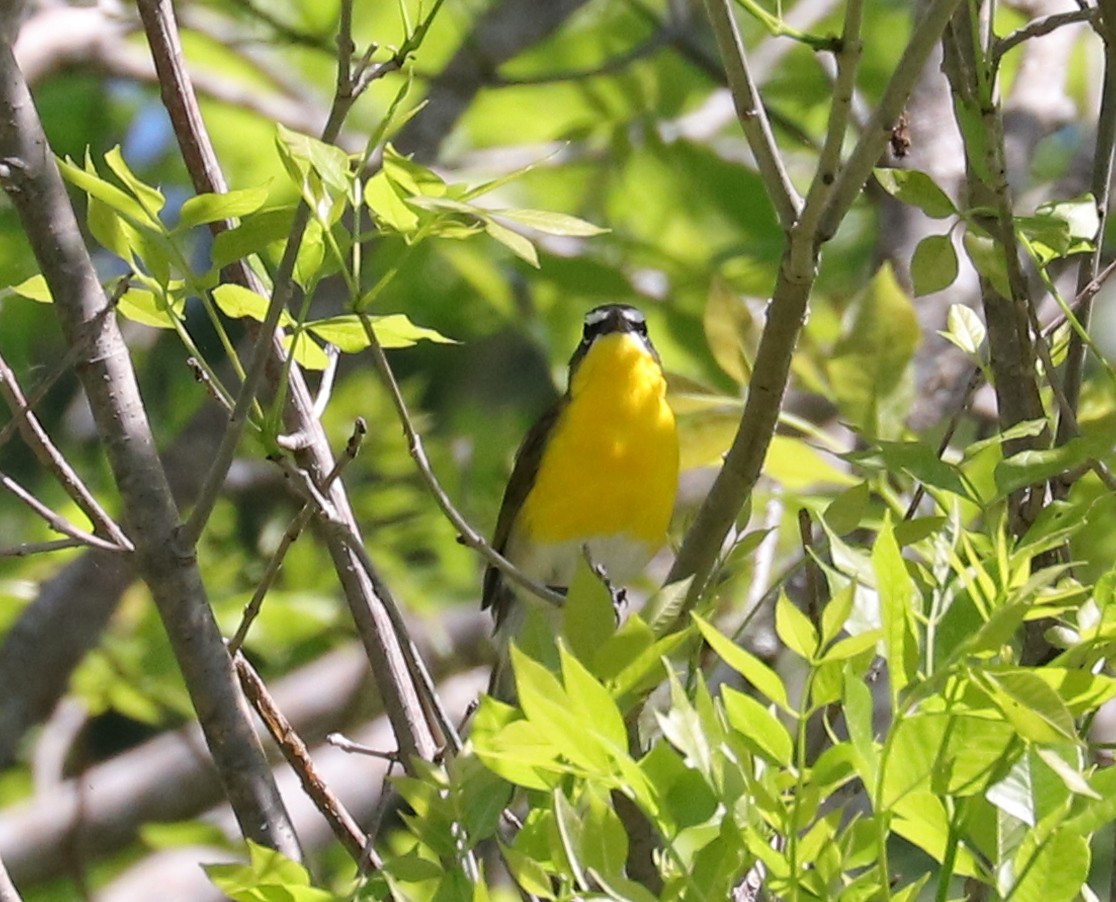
left=177, top=185, right=270, bottom=231
left=873, top=515, right=918, bottom=701
left=205, top=841, right=334, bottom=902
left=910, top=232, right=959, bottom=296
left=1017, top=194, right=1100, bottom=267
left=827, top=264, right=920, bottom=441
left=363, top=143, right=605, bottom=268
left=876, top=164, right=1097, bottom=299
left=874, top=167, right=957, bottom=219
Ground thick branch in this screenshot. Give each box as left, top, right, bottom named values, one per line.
left=0, top=25, right=300, bottom=861
left=668, top=0, right=963, bottom=602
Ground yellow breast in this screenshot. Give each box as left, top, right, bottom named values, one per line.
left=518, top=333, right=678, bottom=548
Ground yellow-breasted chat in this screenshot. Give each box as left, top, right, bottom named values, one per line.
left=483, top=304, right=679, bottom=699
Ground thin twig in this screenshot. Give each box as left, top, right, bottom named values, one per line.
left=699, top=0, right=802, bottom=228
left=818, top=0, right=965, bottom=240
left=0, top=275, right=129, bottom=457
left=233, top=652, right=377, bottom=868
left=0, top=350, right=132, bottom=549
left=0, top=15, right=302, bottom=858
left=0, top=537, right=90, bottom=557
left=186, top=356, right=235, bottom=415
left=274, top=456, right=464, bottom=756
left=668, top=0, right=964, bottom=612
left=0, top=472, right=130, bottom=553
left=797, top=508, right=822, bottom=626
left=353, top=315, right=566, bottom=609
left=326, top=732, right=401, bottom=760
left=226, top=419, right=366, bottom=656
left=1058, top=0, right=1116, bottom=449
left=994, top=7, right=1096, bottom=62
left=139, top=0, right=442, bottom=769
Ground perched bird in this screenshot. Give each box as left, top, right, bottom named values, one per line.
left=482, top=304, right=679, bottom=699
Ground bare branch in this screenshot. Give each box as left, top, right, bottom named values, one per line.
left=0, top=352, right=132, bottom=549
left=1058, top=0, right=1116, bottom=446
left=994, top=6, right=1097, bottom=61
left=134, top=0, right=440, bottom=764
left=668, top=0, right=964, bottom=605
left=227, top=419, right=366, bottom=657
left=0, top=14, right=300, bottom=860
left=698, top=0, right=802, bottom=228
left=233, top=652, right=373, bottom=868
left=0, top=472, right=128, bottom=553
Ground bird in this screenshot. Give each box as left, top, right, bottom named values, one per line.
left=482, top=304, right=679, bottom=700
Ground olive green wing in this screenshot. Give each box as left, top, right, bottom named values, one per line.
left=482, top=401, right=563, bottom=627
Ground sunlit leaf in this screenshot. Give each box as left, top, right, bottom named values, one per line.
left=177, top=185, right=270, bottom=231
left=911, top=233, right=959, bottom=296
left=492, top=208, right=607, bottom=237
left=874, top=168, right=957, bottom=219
left=693, top=614, right=790, bottom=711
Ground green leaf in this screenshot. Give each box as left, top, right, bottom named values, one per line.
left=775, top=592, right=819, bottom=662
left=873, top=168, right=957, bottom=219
left=305, top=313, right=454, bottom=351
left=364, top=170, right=420, bottom=233
left=116, top=287, right=184, bottom=329
left=381, top=142, right=447, bottom=197
left=210, top=206, right=296, bottom=271
left=212, top=284, right=288, bottom=324
left=693, top=614, right=790, bottom=711
left=597, top=616, right=687, bottom=703
left=281, top=333, right=330, bottom=370
left=993, top=440, right=1089, bottom=499
left=872, top=514, right=918, bottom=696
left=890, top=791, right=981, bottom=877
left=977, top=668, right=1078, bottom=744
left=275, top=123, right=351, bottom=196
left=512, top=646, right=611, bottom=774
left=177, top=186, right=270, bottom=231
left=559, top=643, right=628, bottom=755
left=940, top=302, right=986, bottom=356
left=562, top=555, right=617, bottom=668
left=911, top=233, right=959, bottom=296
left=484, top=219, right=539, bottom=267
left=844, top=667, right=878, bottom=784
left=204, top=841, right=334, bottom=902
left=721, top=685, right=793, bottom=765
left=104, top=146, right=165, bottom=216
left=9, top=273, right=52, bottom=303
left=639, top=742, right=717, bottom=833
left=702, top=278, right=756, bottom=384
left=827, top=264, right=920, bottom=440
left=1035, top=194, right=1100, bottom=242
left=493, top=208, right=608, bottom=237
left=871, top=440, right=972, bottom=499
left=1005, top=827, right=1089, bottom=902
left=962, top=228, right=1013, bottom=298
left=822, top=481, right=870, bottom=536
left=58, top=151, right=151, bottom=224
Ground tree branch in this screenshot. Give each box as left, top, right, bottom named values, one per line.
left=133, top=0, right=441, bottom=764
left=0, top=18, right=301, bottom=862
left=698, top=0, right=802, bottom=228
left=0, top=350, right=132, bottom=549
left=668, top=0, right=963, bottom=606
